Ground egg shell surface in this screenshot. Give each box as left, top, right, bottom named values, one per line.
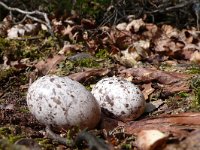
left=91, top=77, right=145, bottom=121
left=27, top=75, right=101, bottom=129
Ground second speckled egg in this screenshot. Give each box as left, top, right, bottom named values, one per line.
left=91, top=77, right=145, bottom=122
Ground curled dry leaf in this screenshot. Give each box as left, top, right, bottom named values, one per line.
left=190, top=51, right=200, bottom=64
left=120, top=67, right=190, bottom=84
left=116, top=22, right=127, bottom=31
left=126, top=19, right=145, bottom=32
left=143, top=23, right=158, bottom=38
left=115, top=40, right=150, bottom=67
left=61, top=24, right=73, bottom=36
left=124, top=112, right=200, bottom=139
left=119, top=48, right=141, bottom=67
left=81, top=18, right=96, bottom=29
left=68, top=68, right=110, bottom=82
left=136, top=130, right=168, bottom=150
left=7, top=23, right=39, bottom=39
left=119, top=67, right=190, bottom=94
left=58, top=43, right=84, bottom=55
left=0, top=16, right=12, bottom=37
left=35, top=54, right=66, bottom=75
left=162, top=81, right=190, bottom=95
left=142, top=83, right=155, bottom=100
left=178, top=130, right=200, bottom=150
left=161, top=25, right=178, bottom=38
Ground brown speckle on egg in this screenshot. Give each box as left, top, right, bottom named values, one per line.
left=52, top=97, right=61, bottom=105
left=56, top=84, right=61, bottom=88
left=50, top=78, right=55, bottom=82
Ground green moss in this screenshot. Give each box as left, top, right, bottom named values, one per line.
left=0, top=68, right=16, bottom=81
left=121, top=144, right=132, bottom=149
left=8, top=135, right=25, bottom=144
left=75, top=58, right=99, bottom=67
left=0, top=35, right=58, bottom=62
left=36, top=138, right=55, bottom=149
left=189, top=76, right=200, bottom=111
left=0, top=139, right=28, bottom=150
left=0, top=126, right=25, bottom=144
left=165, top=93, right=191, bottom=112
left=0, top=127, right=11, bottom=137
left=57, top=60, right=74, bottom=75
left=18, top=107, right=30, bottom=113
left=95, top=49, right=110, bottom=59
left=187, top=65, right=200, bottom=74
left=178, top=92, right=189, bottom=98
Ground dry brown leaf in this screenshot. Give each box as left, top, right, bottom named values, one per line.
left=164, top=130, right=200, bottom=150
left=190, top=51, right=200, bottom=64
left=136, top=130, right=168, bottom=150
left=124, top=113, right=200, bottom=138
left=162, top=25, right=178, bottom=38
left=154, top=36, right=171, bottom=52
left=120, top=67, right=190, bottom=84
left=116, top=22, right=127, bottom=31
left=68, top=68, right=110, bottom=82
left=162, top=81, right=190, bottom=95
left=35, top=54, right=66, bottom=75
left=0, top=16, right=12, bottom=37
left=86, top=39, right=99, bottom=51
left=143, top=23, right=158, bottom=38
left=58, top=43, right=84, bottom=55
left=81, top=18, right=96, bottom=29
left=126, top=19, right=145, bottom=32
left=142, top=83, right=155, bottom=100
left=7, top=23, right=39, bottom=39
left=119, top=48, right=141, bottom=67
left=120, top=67, right=191, bottom=95
left=61, top=24, right=73, bottom=36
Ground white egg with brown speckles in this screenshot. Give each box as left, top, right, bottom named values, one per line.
left=91, top=77, right=145, bottom=122
left=26, top=75, right=101, bottom=129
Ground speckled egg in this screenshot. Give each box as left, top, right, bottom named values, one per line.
left=91, top=77, right=145, bottom=122
left=27, top=75, right=101, bottom=129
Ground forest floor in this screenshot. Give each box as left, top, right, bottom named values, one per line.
left=0, top=13, right=200, bottom=150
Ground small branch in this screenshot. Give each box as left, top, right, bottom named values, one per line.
left=45, top=126, right=74, bottom=147
left=0, top=1, right=53, bottom=36
left=75, top=130, right=111, bottom=150
left=149, top=0, right=199, bottom=14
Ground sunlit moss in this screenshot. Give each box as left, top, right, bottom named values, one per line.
left=18, top=107, right=30, bottom=113
left=0, top=127, right=11, bottom=137
left=189, top=75, right=200, bottom=111
left=95, top=49, right=110, bottom=59
left=75, top=58, right=99, bottom=67
left=121, top=143, right=132, bottom=149
left=36, top=138, right=56, bottom=149
left=8, top=135, right=25, bottom=144
left=0, top=126, right=25, bottom=144
left=0, top=35, right=59, bottom=62
left=187, top=65, right=200, bottom=74
left=178, top=92, right=189, bottom=98
left=0, top=139, right=27, bottom=150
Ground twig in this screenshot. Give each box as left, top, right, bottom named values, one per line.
left=45, top=126, right=74, bottom=147
left=149, top=0, right=198, bottom=14
left=8, top=36, right=42, bottom=40
left=75, top=130, right=111, bottom=150
left=0, top=1, right=53, bottom=36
